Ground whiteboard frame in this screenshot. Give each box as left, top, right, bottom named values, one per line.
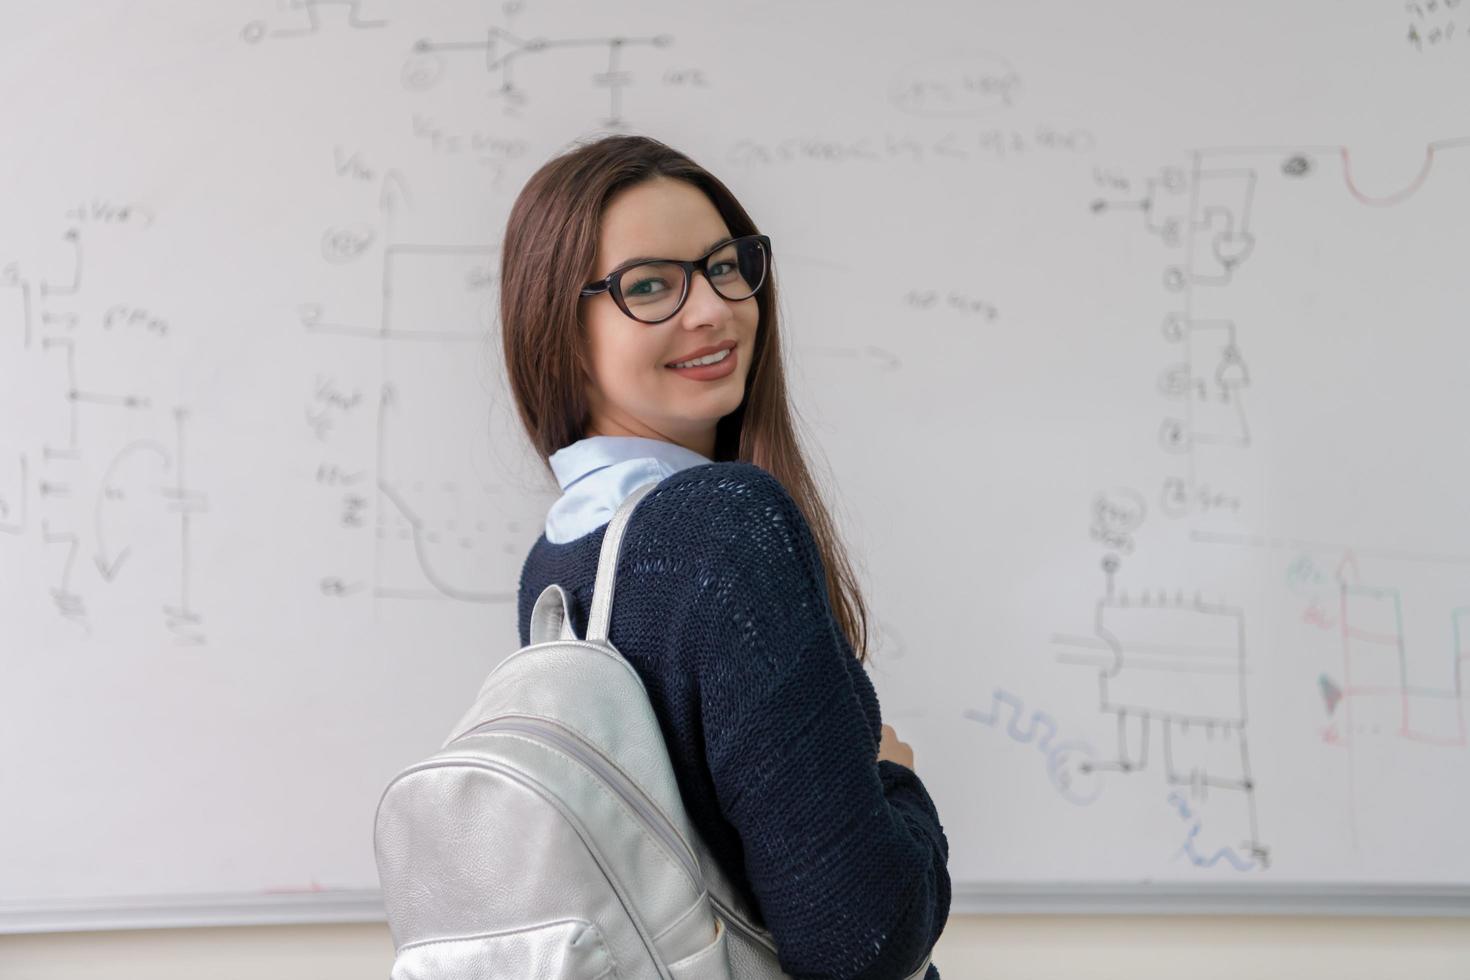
left=2, top=883, right=1468, bottom=933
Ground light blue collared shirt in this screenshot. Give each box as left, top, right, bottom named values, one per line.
left=544, top=435, right=713, bottom=543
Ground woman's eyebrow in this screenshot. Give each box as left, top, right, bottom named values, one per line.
left=616, top=236, right=732, bottom=268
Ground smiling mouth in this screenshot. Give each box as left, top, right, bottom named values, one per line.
left=665, top=345, right=735, bottom=369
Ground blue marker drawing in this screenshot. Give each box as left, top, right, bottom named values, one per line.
left=1167, top=791, right=1258, bottom=872
left=966, top=688, right=1058, bottom=750
left=965, top=688, right=1104, bottom=805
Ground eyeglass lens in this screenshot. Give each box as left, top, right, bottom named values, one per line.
left=618, top=237, right=767, bottom=323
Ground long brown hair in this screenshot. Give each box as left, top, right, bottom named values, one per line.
left=499, top=133, right=873, bottom=666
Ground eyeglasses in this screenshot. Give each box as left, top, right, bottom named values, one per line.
left=579, top=234, right=771, bottom=324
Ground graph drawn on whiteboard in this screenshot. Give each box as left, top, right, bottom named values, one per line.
left=296, top=176, right=550, bottom=606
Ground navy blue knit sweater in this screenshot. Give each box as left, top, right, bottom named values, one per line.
left=516, top=460, right=950, bottom=979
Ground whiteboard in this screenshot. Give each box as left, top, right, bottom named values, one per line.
left=3, top=0, right=1469, bottom=933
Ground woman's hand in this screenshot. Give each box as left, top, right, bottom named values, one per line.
left=877, top=723, right=915, bottom=772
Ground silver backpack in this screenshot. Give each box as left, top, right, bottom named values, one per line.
left=373, top=478, right=934, bottom=979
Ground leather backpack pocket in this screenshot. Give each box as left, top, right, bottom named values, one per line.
left=390, top=917, right=615, bottom=979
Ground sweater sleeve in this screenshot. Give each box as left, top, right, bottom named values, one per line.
left=690, top=463, right=950, bottom=980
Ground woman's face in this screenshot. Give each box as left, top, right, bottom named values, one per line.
left=577, top=176, right=759, bottom=458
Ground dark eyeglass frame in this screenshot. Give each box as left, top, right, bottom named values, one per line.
left=578, top=234, right=772, bottom=324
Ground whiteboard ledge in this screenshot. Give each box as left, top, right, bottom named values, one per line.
left=3, top=883, right=1469, bottom=934
left=0, top=890, right=386, bottom=935
left=953, top=882, right=1470, bottom=917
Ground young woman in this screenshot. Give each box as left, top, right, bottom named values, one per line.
left=500, top=133, right=950, bottom=979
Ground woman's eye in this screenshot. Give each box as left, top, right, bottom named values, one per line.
left=627, top=278, right=667, bottom=295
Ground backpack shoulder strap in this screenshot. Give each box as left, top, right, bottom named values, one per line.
left=585, top=478, right=663, bottom=645
left=527, top=478, right=663, bottom=647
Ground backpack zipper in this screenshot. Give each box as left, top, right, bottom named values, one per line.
left=455, top=716, right=703, bottom=889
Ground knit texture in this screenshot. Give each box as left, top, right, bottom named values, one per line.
left=517, top=460, right=950, bottom=979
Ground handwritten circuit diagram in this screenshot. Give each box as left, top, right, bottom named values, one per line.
left=1054, top=137, right=1470, bottom=870
left=1, top=214, right=208, bottom=644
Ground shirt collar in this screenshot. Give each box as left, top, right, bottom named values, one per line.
left=548, top=435, right=713, bottom=491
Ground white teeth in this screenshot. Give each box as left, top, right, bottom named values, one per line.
left=668, top=348, right=730, bottom=369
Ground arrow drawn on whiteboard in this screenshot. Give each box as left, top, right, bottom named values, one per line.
left=93, top=439, right=172, bottom=582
